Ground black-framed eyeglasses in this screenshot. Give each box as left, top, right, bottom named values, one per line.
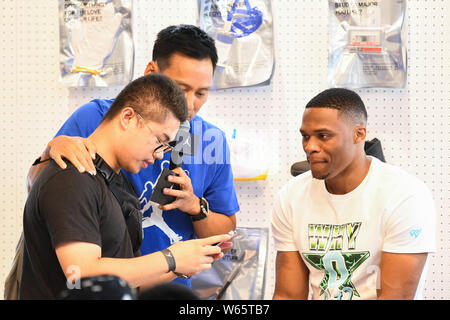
left=135, top=112, right=173, bottom=155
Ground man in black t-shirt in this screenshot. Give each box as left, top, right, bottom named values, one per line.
left=21, top=160, right=134, bottom=299
left=19, top=74, right=232, bottom=299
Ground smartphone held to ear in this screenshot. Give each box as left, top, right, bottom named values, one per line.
left=150, top=168, right=180, bottom=205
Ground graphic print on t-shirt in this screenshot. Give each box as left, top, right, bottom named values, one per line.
left=139, top=161, right=182, bottom=244
left=302, top=222, right=370, bottom=300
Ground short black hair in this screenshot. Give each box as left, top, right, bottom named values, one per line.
left=102, top=73, right=187, bottom=124
left=305, top=88, right=368, bottom=125
left=152, top=24, right=218, bottom=71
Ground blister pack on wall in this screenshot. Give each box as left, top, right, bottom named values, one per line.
left=328, top=0, right=407, bottom=88
left=59, top=0, right=134, bottom=87
left=191, top=227, right=268, bottom=300
left=199, top=0, right=275, bottom=89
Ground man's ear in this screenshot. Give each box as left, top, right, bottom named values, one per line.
left=354, top=126, right=367, bottom=144
left=144, top=61, right=159, bottom=75
left=119, top=107, right=135, bottom=130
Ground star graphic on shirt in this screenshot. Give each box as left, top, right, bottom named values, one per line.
left=302, top=251, right=370, bottom=298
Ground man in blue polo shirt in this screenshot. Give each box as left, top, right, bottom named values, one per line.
left=27, top=25, right=239, bottom=287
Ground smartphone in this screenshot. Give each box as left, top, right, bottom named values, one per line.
left=149, top=168, right=179, bottom=205
left=214, top=230, right=237, bottom=247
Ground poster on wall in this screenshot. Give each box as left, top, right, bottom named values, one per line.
left=328, top=0, right=407, bottom=88
left=198, top=0, right=275, bottom=89
left=59, top=0, right=134, bottom=87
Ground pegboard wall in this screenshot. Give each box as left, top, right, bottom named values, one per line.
left=1, top=0, right=449, bottom=300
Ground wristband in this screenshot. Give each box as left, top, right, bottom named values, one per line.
left=161, top=249, right=176, bottom=273
left=161, top=249, right=191, bottom=279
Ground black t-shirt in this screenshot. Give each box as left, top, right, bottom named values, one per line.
left=19, top=160, right=134, bottom=299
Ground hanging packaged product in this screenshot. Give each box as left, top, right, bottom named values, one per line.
left=191, top=227, right=268, bottom=300
left=228, top=128, right=269, bottom=181
left=199, top=0, right=275, bottom=89
left=59, top=0, right=134, bottom=87
left=328, top=0, right=407, bottom=88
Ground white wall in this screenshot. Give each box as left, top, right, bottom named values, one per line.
left=1, top=0, right=449, bottom=299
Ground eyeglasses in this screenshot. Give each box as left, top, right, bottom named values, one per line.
left=135, top=112, right=173, bottom=155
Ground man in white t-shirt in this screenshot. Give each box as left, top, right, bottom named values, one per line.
left=271, top=88, right=436, bottom=300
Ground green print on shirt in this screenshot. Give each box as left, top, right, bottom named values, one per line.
left=302, top=222, right=370, bottom=299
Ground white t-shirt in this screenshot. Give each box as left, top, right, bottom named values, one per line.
left=272, top=157, right=436, bottom=300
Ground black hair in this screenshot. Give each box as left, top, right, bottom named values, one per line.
left=138, top=282, right=199, bottom=300
left=305, top=88, right=368, bottom=125
left=152, top=24, right=218, bottom=71
left=102, top=73, right=187, bottom=124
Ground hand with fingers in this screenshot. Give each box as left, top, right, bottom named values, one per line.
left=158, top=167, right=201, bottom=215
left=47, top=135, right=97, bottom=175
left=166, top=233, right=232, bottom=276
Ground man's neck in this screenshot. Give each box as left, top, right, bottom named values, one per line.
left=325, top=155, right=372, bottom=195
left=88, top=125, right=121, bottom=173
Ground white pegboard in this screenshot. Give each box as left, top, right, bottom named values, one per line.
left=1, top=0, right=449, bottom=300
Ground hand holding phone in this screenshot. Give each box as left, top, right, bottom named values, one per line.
left=214, top=230, right=237, bottom=248
left=149, top=168, right=179, bottom=205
